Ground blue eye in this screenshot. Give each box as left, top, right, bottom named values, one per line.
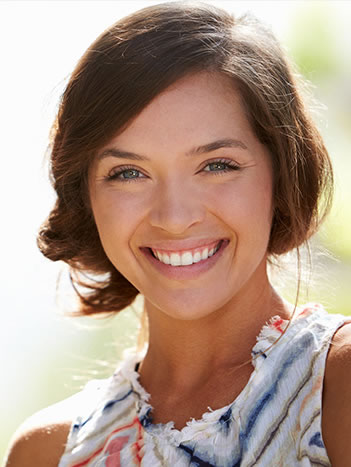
left=107, top=167, right=144, bottom=181
left=206, top=162, right=228, bottom=171
left=120, top=169, right=140, bottom=179
left=203, top=160, right=240, bottom=173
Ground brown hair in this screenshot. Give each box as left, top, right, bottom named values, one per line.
left=38, top=1, right=333, bottom=315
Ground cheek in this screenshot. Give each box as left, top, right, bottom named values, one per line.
left=208, top=176, right=273, bottom=233
left=90, top=189, right=149, bottom=254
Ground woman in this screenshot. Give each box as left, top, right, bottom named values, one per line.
left=5, top=2, right=351, bottom=466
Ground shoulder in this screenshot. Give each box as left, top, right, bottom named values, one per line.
left=322, top=320, right=351, bottom=467
left=4, top=391, right=83, bottom=467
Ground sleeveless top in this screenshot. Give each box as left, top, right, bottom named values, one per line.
left=58, top=304, right=349, bottom=466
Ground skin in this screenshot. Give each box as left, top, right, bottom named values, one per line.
left=89, top=71, right=292, bottom=426
left=90, top=72, right=277, bottom=323
left=5, top=71, right=351, bottom=465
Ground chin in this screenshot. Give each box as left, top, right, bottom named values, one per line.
left=145, top=290, right=232, bottom=322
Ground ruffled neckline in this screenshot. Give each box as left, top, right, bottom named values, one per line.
left=117, top=306, right=314, bottom=445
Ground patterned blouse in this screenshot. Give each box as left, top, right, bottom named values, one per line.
left=58, top=304, right=348, bottom=466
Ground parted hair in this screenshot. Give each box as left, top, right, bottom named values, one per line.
left=38, top=1, right=333, bottom=315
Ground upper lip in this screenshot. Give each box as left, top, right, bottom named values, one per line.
left=141, top=238, right=227, bottom=253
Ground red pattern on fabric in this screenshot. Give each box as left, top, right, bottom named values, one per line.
left=70, top=447, right=104, bottom=467
left=105, top=436, right=129, bottom=466
left=133, top=418, right=144, bottom=464
left=272, top=318, right=284, bottom=333
left=71, top=416, right=144, bottom=467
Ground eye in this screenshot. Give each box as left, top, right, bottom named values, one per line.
left=203, top=159, right=240, bottom=173
left=106, top=166, right=146, bottom=182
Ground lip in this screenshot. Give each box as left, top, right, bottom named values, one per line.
left=140, top=239, right=229, bottom=280
left=142, top=238, right=229, bottom=253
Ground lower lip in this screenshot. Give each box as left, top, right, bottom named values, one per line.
left=140, top=240, right=229, bottom=280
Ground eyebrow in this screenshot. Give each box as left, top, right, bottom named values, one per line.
left=98, top=138, right=248, bottom=161
left=187, top=138, right=248, bottom=156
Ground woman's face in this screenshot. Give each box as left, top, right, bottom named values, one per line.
left=89, top=72, right=273, bottom=320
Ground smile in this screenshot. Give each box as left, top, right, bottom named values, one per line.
left=141, top=239, right=229, bottom=280
left=150, top=240, right=222, bottom=266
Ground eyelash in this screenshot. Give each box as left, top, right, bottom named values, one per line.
left=202, top=159, right=241, bottom=175
left=105, top=159, right=241, bottom=182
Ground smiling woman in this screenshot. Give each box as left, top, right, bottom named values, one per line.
left=89, top=72, right=274, bottom=319
left=4, top=2, right=351, bottom=467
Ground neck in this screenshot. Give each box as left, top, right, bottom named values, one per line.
left=139, top=279, right=292, bottom=393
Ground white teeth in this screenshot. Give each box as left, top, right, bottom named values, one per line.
left=155, top=251, right=161, bottom=260
left=151, top=241, right=222, bottom=267
left=170, top=253, right=181, bottom=266
left=161, top=253, right=170, bottom=264
left=201, top=248, right=209, bottom=260
left=193, top=252, right=202, bottom=263
left=181, top=252, right=193, bottom=266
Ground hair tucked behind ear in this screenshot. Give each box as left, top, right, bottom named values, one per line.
left=38, top=1, right=333, bottom=315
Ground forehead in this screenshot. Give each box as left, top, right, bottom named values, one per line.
left=100, top=71, right=259, bottom=156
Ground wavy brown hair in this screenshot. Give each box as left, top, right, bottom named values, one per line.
left=38, top=1, right=333, bottom=315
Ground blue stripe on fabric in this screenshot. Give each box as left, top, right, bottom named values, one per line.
left=219, top=407, right=232, bottom=433
left=77, top=414, right=93, bottom=429
left=140, top=407, right=153, bottom=427
left=252, top=350, right=267, bottom=359
left=309, top=432, right=325, bottom=448
left=103, top=388, right=133, bottom=412
left=238, top=332, right=313, bottom=453
left=73, top=388, right=133, bottom=430
left=179, top=444, right=216, bottom=466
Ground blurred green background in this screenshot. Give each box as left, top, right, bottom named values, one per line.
left=1, top=1, right=350, bottom=462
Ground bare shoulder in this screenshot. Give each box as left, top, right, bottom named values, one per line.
left=322, top=320, right=351, bottom=467
left=4, top=391, right=83, bottom=467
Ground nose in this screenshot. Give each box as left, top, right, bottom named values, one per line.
left=148, top=179, right=206, bottom=234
